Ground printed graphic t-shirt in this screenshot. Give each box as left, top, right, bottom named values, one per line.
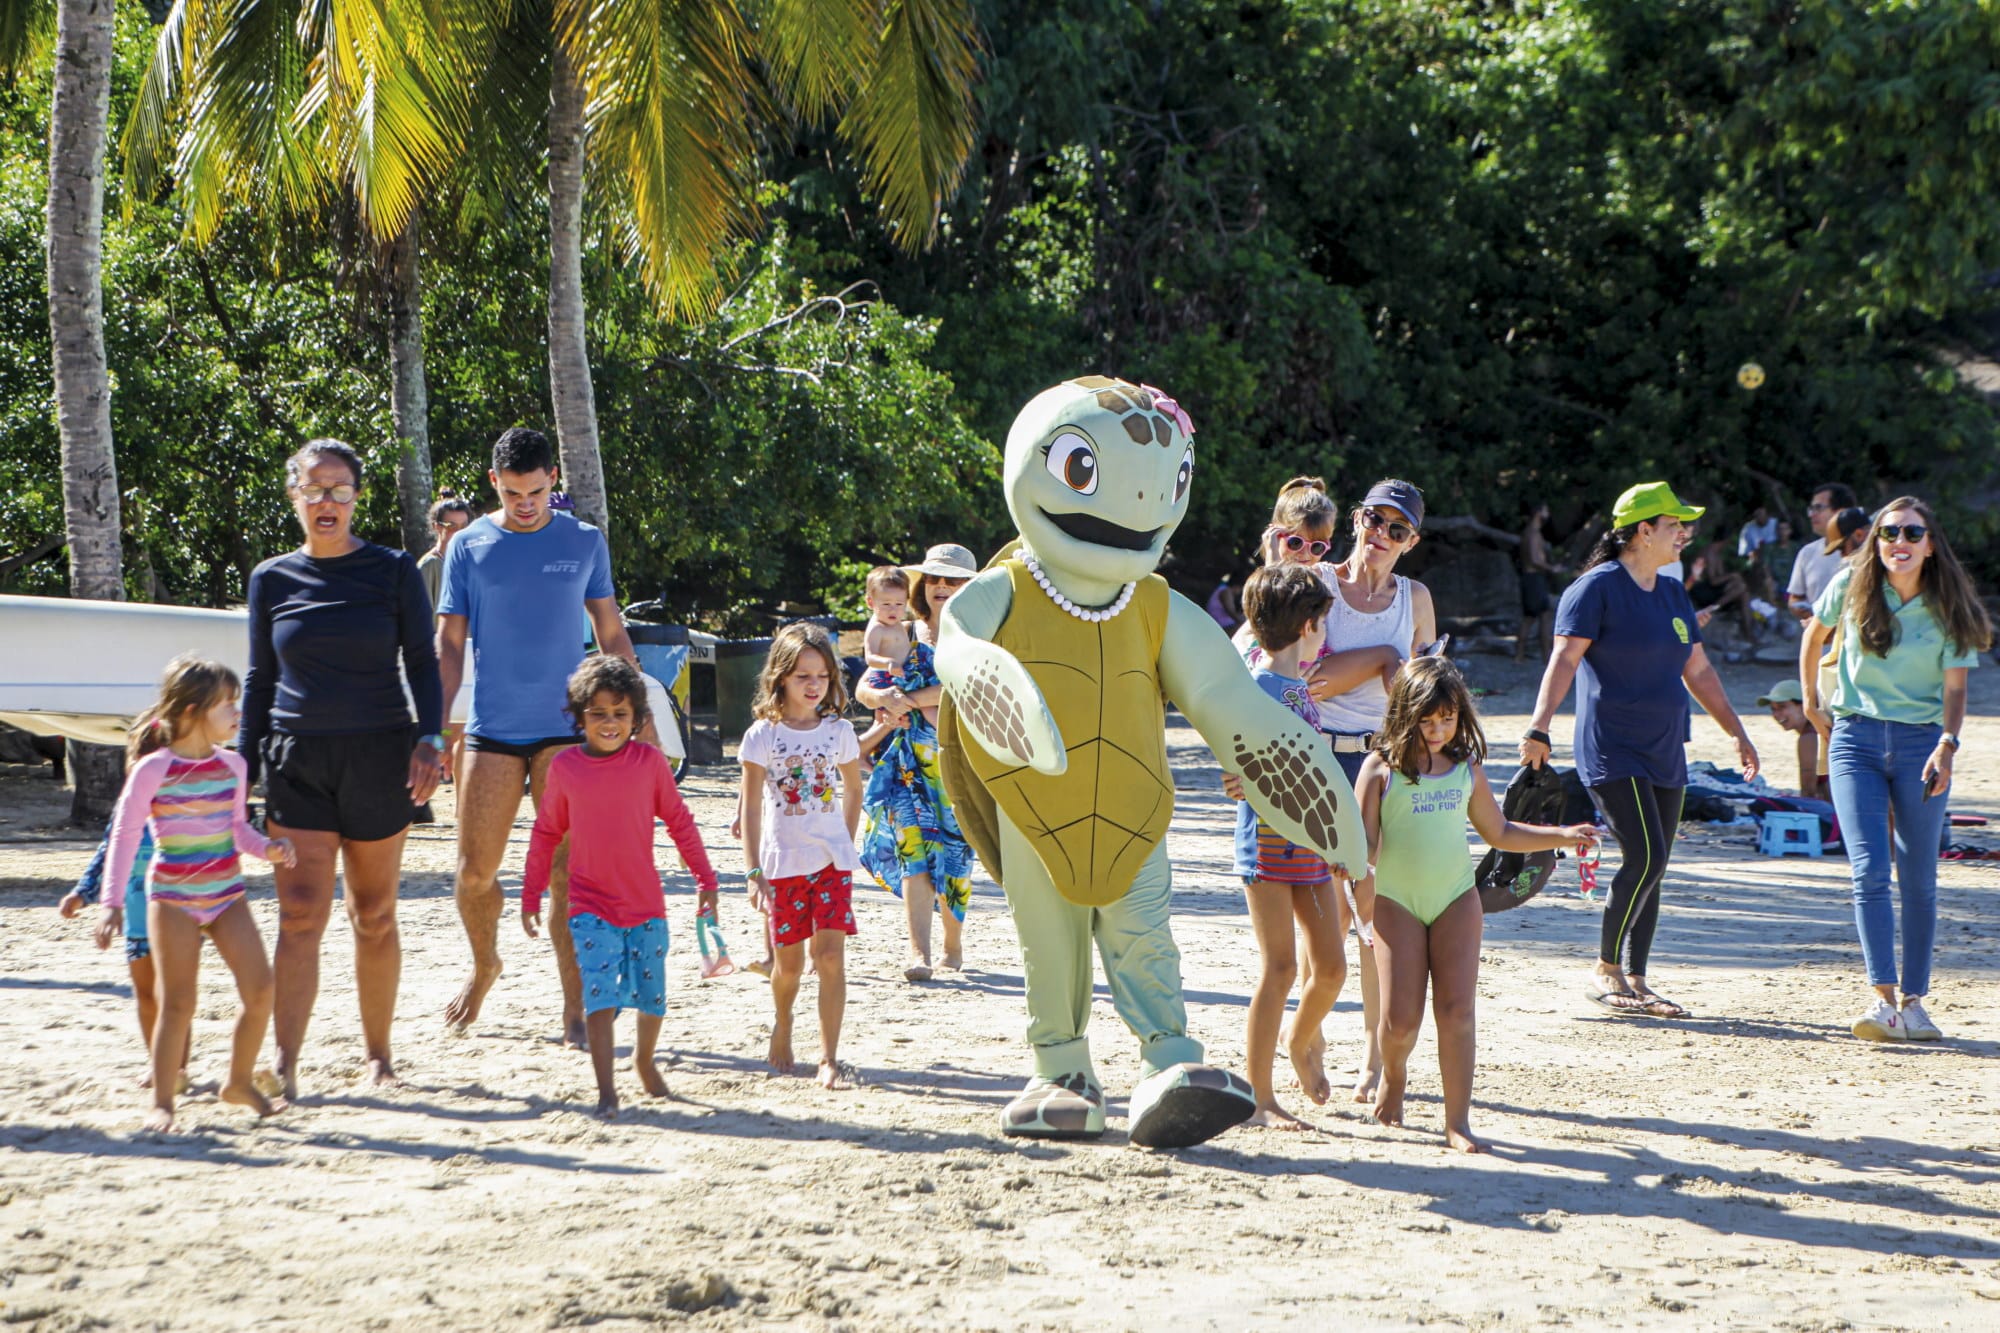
left=1554, top=562, right=1700, bottom=787
left=740, top=716, right=861, bottom=880
left=437, top=512, right=614, bottom=742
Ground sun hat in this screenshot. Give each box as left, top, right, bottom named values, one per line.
left=1756, top=679, right=1804, bottom=707
left=913, top=543, right=978, bottom=579
left=1610, top=481, right=1704, bottom=529
left=1361, top=479, right=1425, bottom=528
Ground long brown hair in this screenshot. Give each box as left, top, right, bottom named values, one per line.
left=1270, top=475, right=1337, bottom=538
left=751, top=623, right=849, bottom=721
left=1846, top=496, right=1993, bottom=658
left=1373, top=656, right=1487, bottom=781
left=129, top=654, right=240, bottom=765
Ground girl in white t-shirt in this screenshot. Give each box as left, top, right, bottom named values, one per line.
left=740, top=623, right=864, bottom=1089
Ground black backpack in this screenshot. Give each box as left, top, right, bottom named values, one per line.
left=1477, top=763, right=1571, bottom=914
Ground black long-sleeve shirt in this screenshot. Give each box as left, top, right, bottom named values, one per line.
left=237, top=543, right=444, bottom=784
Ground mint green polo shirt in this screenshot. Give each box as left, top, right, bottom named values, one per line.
left=1813, top=567, right=1979, bottom=725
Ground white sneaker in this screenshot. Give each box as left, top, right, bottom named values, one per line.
left=1900, top=999, right=1942, bottom=1041
left=1852, top=998, right=1907, bottom=1042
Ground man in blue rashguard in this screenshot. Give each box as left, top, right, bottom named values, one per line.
left=437, top=427, right=649, bottom=1044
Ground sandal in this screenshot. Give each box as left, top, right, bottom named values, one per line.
left=1587, top=976, right=1647, bottom=1016
left=1635, top=994, right=1691, bottom=1019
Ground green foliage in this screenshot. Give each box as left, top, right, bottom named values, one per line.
left=4, top=0, right=1998, bottom=613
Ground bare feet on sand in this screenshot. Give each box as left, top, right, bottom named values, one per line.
left=746, top=957, right=773, bottom=978
left=1247, top=1104, right=1309, bottom=1131
left=562, top=1016, right=588, bottom=1051
left=1370, top=1075, right=1405, bottom=1128
left=1287, top=1029, right=1332, bottom=1106
left=817, top=1060, right=856, bottom=1091
left=940, top=951, right=963, bottom=972
left=143, top=1106, right=175, bottom=1133
left=596, top=1093, right=620, bottom=1121
left=220, top=1079, right=285, bottom=1118
left=444, top=957, right=503, bottom=1031
left=636, top=1060, right=670, bottom=1099
left=1352, top=1064, right=1382, bottom=1105
left=904, top=960, right=933, bottom=983
left=1446, top=1124, right=1488, bottom=1154
left=767, top=1031, right=796, bottom=1075
left=366, top=1056, right=401, bottom=1088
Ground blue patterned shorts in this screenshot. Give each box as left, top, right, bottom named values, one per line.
left=570, top=913, right=669, bottom=1017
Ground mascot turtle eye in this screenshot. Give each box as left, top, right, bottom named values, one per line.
left=1174, top=448, right=1193, bottom=504
left=1045, top=430, right=1099, bottom=495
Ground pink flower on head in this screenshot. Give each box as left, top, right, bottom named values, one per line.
left=1141, top=384, right=1195, bottom=440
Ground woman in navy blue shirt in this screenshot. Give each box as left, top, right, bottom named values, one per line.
left=239, top=439, right=444, bottom=1099
left=1520, top=483, right=1758, bottom=1019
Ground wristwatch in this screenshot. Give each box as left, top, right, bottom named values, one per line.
left=416, top=732, right=446, bottom=752
left=1940, top=732, right=1961, bottom=751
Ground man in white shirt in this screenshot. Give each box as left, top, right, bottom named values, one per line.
left=1786, top=481, right=1858, bottom=620
left=1737, top=505, right=1779, bottom=559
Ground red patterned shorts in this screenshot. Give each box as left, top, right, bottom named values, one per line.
left=769, top=865, right=857, bottom=946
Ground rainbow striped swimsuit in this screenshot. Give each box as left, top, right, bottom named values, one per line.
left=105, top=747, right=269, bottom=927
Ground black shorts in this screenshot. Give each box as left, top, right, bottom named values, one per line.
left=465, top=733, right=575, bottom=760
left=263, top=729, right=423, bottom=842
left=1520, top=571, right=1551, bottom=616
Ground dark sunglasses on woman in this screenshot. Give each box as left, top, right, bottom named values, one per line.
left=1362, top=508, right=1415, bottom=543
left=1877, top=524, right=1928, bottom=544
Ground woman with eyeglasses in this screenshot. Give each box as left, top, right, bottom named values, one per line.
left=1521, top=482, right=1758, bottom=1021
left=1801, top=498, right=1990, bottom=1043
left=238, top=438, right=444, bottom=1098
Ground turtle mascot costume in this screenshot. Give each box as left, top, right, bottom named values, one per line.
left=936, top=377, right=1365, bottom=1147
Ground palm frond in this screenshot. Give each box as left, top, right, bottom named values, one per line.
left=174, top=0, right=329, bottom=243
left=759, top=0, right=872, bottom=123
left=120, top=0, right=196, bottom=208
left=839, top=0, right=979, bottom=247
left=0, top=0, right=55, bottom=80
left=566, top=0, right=762, bottom=316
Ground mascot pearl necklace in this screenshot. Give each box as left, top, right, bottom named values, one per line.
left=1020, top=547, right=1136, bottom=622
left=933, top=375, right=1365, bottom=1148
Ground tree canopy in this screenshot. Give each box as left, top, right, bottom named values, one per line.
left=3, top=0, right=1996, bottom=624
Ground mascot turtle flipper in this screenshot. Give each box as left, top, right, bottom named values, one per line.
left=937, top=376, right=1363, bottom=1147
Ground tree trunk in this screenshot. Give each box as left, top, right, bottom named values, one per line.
left=385, top=210, right=433, bottom=554
left=47, top=0, right=125, bottom=827
left=546, top=40, right=610, bottom=540
left=47, top=0, right=121, bottom=602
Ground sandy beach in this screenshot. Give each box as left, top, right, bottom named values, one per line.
left=2, top=653, right=1997, bottom=1330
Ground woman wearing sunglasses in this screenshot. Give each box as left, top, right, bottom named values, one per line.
left=1522, top=482, right=1758, bottom=1021
left=1801, top=498, right=1990, bottom=1042
left=239, top=439, right=445, bottom=1098
left=1241, top=476, right=1437, bottom=1103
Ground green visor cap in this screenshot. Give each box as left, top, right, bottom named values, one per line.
left=1612, top=481, right=1705, bottom=528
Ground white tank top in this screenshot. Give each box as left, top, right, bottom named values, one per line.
left=1317, top=572, right=1414, bottom=733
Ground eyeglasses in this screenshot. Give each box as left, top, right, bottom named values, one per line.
left=1877, top=524, right=1928, bottom=544
left=1278, top=531, right=1332, bottom=558
left=1806, top=502, right=1831, bottom=512
left=294, top=484, right=358, bottom=505
left=1361, top=508, right=1416, bottom=543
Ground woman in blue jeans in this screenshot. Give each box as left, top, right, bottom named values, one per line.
left=1802, top=497, right=1990, bottom=1043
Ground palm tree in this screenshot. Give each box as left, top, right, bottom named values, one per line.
left=542, top=0, right=984, bottom=534
left=126, top=0, right=463, bottom=553
left=4, top=0, right=126, bottom=820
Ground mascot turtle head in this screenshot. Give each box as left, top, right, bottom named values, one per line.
left=1004, top=376, right=1196, bottom=586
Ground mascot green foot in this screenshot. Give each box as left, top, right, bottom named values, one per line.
left=1128, top=1063, right=1256, bottom=1149
left=1000, top=1073, right=1107, bottom=1140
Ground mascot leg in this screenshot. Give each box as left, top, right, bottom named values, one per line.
left=1102, top=841, right=1255, bottom=1149
left=994, top=810, right=1105, bottom=1139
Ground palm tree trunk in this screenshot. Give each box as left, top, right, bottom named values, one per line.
left=47, top=0, right=121, bottom=601
left=47, top=0, right=125, bottom=826
left=546, top=39, right=609, bottom=539
left=385, top=210, right=433, bottom=554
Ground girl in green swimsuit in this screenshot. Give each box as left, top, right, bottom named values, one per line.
left=1356, top=658, right=1599, bottom=1153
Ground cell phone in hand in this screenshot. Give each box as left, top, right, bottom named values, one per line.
left=1924, top=768, right=1947, bottom=798
left=1420, top=634, right=1451, bottom=658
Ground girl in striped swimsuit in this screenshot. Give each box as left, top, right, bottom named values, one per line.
left=100, top=655, right=296, bottom=1131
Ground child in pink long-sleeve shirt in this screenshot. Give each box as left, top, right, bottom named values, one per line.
left=522, top=656, right=718, bottom=1117
left=101, top=655, right=297, bottom=1131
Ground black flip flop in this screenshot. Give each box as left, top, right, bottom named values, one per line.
left=1587, top=983, right=1647, bottom=1016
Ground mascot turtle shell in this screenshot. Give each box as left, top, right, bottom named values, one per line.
left=941, top=551, right=1172, bottom=908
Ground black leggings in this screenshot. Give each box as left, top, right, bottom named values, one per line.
left=1588, top=777, right=1685, bottom=976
